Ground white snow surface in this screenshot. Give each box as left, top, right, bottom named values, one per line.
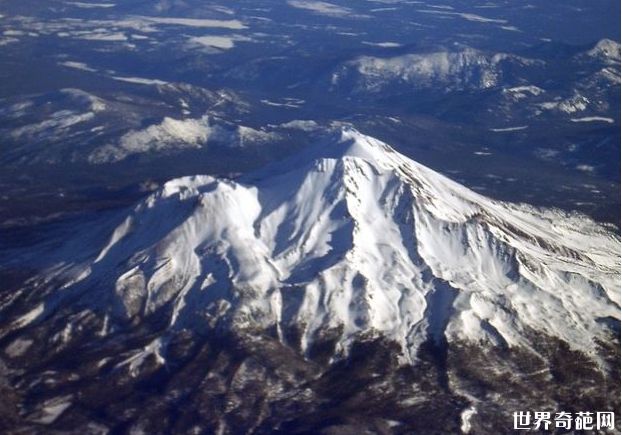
left=111, top=75, right=169, bottom=86
left=502, top=85, right=544, bottom=101
left=460, top=405, right=477, bottom=433
left=287, top=0, right=355, bottom=18
left=490, top=126, right=528, bottom=132
left=417, top=9, right=508, bottom=24
left=88, top=115, right=277, bottom=163
left=539, top=94, right=590, bottom=114
left=336, top=49, right=537, bottom=92
left=59, top=60, right=97, bottom=72
left=586, top=39, right=621, bottom=64
left=134, top=16, right=247, bottom=30
left=65, top=2, right=116, bottom=8
left=26, top=129, right=622, bottom=361
left=30, top=395, right=73, bottom=424
left=570, top=116, right=615, bottom=124
left=189, top=35, right=241, bottom=50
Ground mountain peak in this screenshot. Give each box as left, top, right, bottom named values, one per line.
left=6, top=129, right=619, bottom=368
left=255, top=126, right=402, bottom=177
left=334, top=127, right=393, bottom=160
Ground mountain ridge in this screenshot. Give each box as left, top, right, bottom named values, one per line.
left=6, top=128, right=618, bottom=369
left=0, top=128, right=619, bottom=433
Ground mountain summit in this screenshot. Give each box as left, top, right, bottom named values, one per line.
left=1, top=129, right=619, bottom=432
left=10, top=128, right=619, bottom=356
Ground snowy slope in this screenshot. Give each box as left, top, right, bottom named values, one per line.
left=88, top=115, right=278, bottom=163
left=8, top=129, right=620, bottom=364
left=586, top=39, right=621, bottom=65
left=331, top=49, right=539, bottom=93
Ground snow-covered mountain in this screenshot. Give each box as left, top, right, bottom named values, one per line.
left=0, top=85, right=249, bottom=166
left=585, top=39, right=621, bottom=65
left=88, top=115, right=278, bottom=164
left=5, top=128, right=619, bottom=356
left=0, top=129, right=619, bottom=432
left=331, top=49, right=540, bottom=93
